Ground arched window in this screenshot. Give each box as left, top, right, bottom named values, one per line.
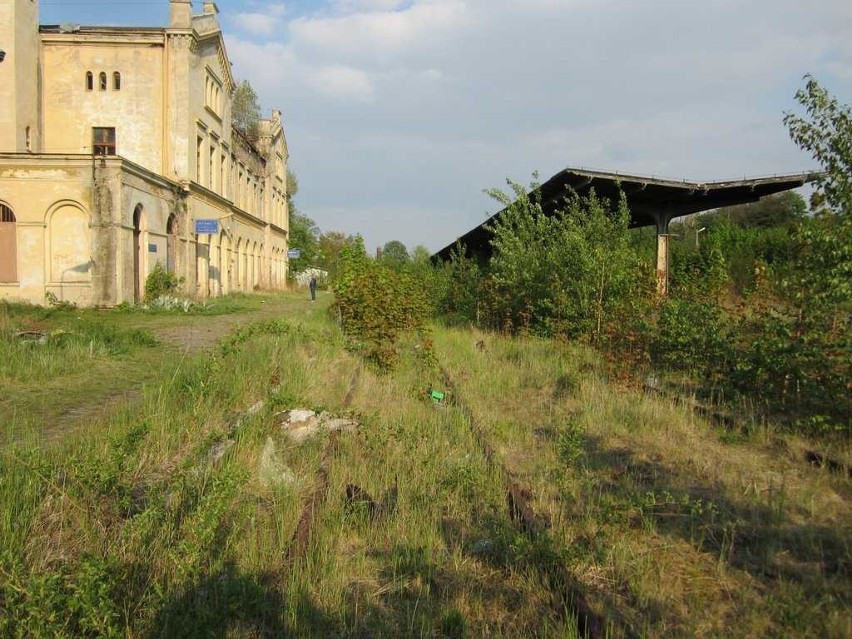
left=99, top=72, right=107, bottom=91
left=0, top=203, right=16, bottom=283
left=86, top=71, right=94, bottom=91
left=0, top=203, right=14, bottom=223
left=113, top=72, right=121, bottom=90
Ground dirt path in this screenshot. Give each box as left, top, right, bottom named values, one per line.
left=149, top=295, right=321, bottom=353
left=13, top=294, right=324, bottom=444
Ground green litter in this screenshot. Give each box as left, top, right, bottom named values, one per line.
left=429, top=389, right=446, bottom=402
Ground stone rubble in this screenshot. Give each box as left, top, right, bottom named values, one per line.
left=276, top=409, right=359, bottom=443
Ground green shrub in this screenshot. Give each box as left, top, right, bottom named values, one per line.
left=333, top=236, right=432, bottom=369
left=651, top=298, right=729, bottom=375
left=144, top=262, right=183, bottom=302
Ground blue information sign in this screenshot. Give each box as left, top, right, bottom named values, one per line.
left=148, top=243, right=157, bottom=253
left=287, top=248, right=301, bottom=259
left=195, top=219, right=220, bottom=234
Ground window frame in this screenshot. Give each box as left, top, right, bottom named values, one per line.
left=92, top=127, right=117, bottom=156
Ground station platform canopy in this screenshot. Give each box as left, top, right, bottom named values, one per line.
left=434, top=167, right=819, bottom=263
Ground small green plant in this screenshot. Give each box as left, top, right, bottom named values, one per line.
left=556, top=417, right=585, bottom=466
left=144, top=262, right=183, bottom=302
left=439, top=609, right=467, bottom=639
left=43, top=290, right=76, bottom=311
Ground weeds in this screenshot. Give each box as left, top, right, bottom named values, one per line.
left=0, top=297, right=848, bottom=637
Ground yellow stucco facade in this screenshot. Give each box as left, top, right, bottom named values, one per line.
left=0, top=0, right=290, bottom=306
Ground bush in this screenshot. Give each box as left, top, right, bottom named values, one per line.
left=485, top=180, right=646, bottom=343
left=333, top=237, right=432, bottom=369
left=144, top=262, right=183, bottom=302
left=651, top=298, right=730, bottom=375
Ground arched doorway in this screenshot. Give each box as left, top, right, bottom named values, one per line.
left=235, top=238, right=243, bottom=291
left=220, top=231, right=230, bottom=295
left=133, top=204, right=144, bottom=303
left=0, top=203, right=17, bottom=283
left=251, top=241, right=258, bottom=289
left=209, top=231, right=221, bottom=297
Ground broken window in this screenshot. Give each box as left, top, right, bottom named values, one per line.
left=92, top=127, right=116, bottom=155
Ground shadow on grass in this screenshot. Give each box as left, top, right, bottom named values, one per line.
left=579, top=436, right=851, bottom=630
left=146, top=561, right=338, bottom=639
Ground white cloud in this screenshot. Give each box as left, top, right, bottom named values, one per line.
left=233, top=2, right=287, bottom=37
left=333, top=0, right=411, bottom=13
left=225, top=0, right=852, bottom=251
left=309, top=65, right=376, bottom=101
left=289, top=0, right=472, bottom=61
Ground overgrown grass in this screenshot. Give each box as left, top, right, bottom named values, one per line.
left=435, top=326, right=851, bottom=638
left=1, top=297, right=848, bottom=637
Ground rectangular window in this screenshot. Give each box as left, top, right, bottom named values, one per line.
left=220, top=153, right=227, bottom=197
left=92, top=127, right=116, bottom=155
left=209, top=145, right=216, bottom=189
left=196, top=136, right=203, bottom=182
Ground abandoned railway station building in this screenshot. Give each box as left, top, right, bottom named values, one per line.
left=0, top=0, right=290, bottom=306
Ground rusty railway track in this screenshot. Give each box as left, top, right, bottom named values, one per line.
left=439, top=364, right=627, bottom=639
left=285, top=365, right=361, bottom=564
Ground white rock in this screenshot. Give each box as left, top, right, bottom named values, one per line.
left=286, top=424, right=322, bottom=443
left=259, top=437, right=297, bottom=488
left=284, top=409, right=316, bottom=424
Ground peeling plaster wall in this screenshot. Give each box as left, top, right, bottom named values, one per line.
left=0, top=160, right=92, bottom=304
left=42, top=37, right=165, bottom=170
left=166, top=33, right=192, bottom=181
left=119, top=171, right=176, bottom=302
left=0, top=0, right=41, bottom=153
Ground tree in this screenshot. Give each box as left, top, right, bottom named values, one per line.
left=783, top=74, right=852, bottom=218
left=409, top=245, right=432, bottom=275
left=711, top=191, right=807, bottom=229
left=782, top=77, right=852, bottom=309
left=486, top=178, right=645, bottom=342
left=284, top=169, right=320, bottom=274
left=732, top=76, right=852, bottom=431
left=379, top=240, right=410, bottom=270
left=288, top=211, right=320, bottom=274
left=232, top=80, right=261, bottom=142
left=286, top=168, right=299, bottom=208
left=333, top=236, right=432, bottom=369
left=317, top=231, right=356, bottom=282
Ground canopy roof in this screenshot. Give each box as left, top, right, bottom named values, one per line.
left=434, top=167, right=817, bottom=261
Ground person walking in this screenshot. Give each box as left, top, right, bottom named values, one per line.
left=309, top=275, right=317, bottom=302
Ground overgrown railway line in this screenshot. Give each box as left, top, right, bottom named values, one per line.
left=285, top=365, right=362, bottom=565
left=644, top=382, right=852, bottom=478
left=438, top=364, right=633, bottom=639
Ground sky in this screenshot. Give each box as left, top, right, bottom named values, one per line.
left=39, top=0, right=852, bottom=253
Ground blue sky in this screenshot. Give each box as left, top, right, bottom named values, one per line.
left=39, top=0, right=852, bottom=253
